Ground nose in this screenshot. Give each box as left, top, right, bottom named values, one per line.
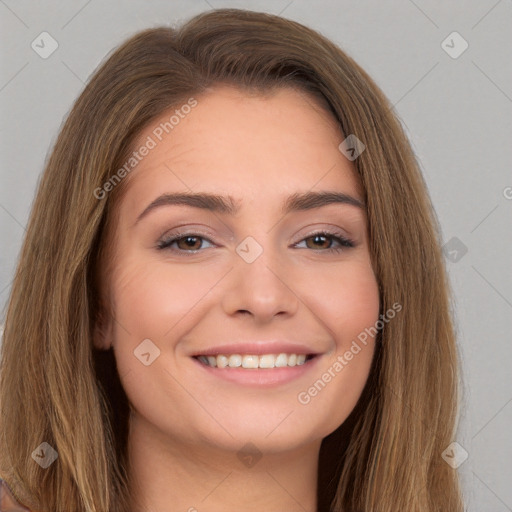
left=220, top=247, right=299, bottom=323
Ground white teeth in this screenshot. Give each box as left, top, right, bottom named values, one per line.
left=274, top=353, right=288, bottom=367
left=258, top=354, right=275, bottom=368
left=197, top=353, right=311, bottom=369
left=217, top=355, right=229, bottom=368
left=242, top=355, right=259, bottom=368
left=228, top=354, right=242, bottom=367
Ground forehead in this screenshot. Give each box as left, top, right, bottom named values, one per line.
left=121, top=85, right=362, bottom=211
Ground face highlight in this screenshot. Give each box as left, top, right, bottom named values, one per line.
left=97, top=85, right=380, bottom=458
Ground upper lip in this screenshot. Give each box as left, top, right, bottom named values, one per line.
left=191, top=341, right=321, bottom=357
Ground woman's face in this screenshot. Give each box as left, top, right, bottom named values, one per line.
left=98, top=85, right=380, bottom=455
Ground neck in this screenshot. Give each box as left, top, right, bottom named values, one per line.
left=127, top=412, right=320, bottom=512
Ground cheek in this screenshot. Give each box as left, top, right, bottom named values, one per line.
left=107, top=246, right=380, bottom=443
left=111, top=251, right=380, bottom=373
left=300, top=258, right=380, bottom=344
left=110, top=255, right=226, bottom=339
left=292, top=259, right=380, bottom=435
left=332, top=268, right=380, bottom=340
left=106, top=256, right=228, bottom=425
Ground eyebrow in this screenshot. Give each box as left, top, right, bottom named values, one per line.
left=134, top=190, right=365, bottom=225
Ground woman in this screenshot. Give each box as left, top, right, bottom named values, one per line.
left=0, top=8, right=465, bottom=512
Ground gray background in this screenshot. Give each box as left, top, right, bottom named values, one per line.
left=1, top=1, right=510, bottom=509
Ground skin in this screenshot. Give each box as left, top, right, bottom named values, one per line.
left=95, top=85, right=380, bottom=512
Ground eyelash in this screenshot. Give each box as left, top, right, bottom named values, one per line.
left=156, top=230, right=355, bottom=254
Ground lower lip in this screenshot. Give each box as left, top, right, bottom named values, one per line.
left=191, top=356, right=321, bottom=387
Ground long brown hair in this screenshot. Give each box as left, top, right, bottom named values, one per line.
left=0, top=8, right=465, bottom=511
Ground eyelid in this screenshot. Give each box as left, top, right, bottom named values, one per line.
left=156, top=222, right=357, bottom=252
left=292, top=229, right=355, bottom=250
left=157, top=228, right=348, bottom=242
left=294, top=224, right=354, bottom=243
left=155, top=227, right=217, bottom=251
left=159, top=225, right=215, bottom=240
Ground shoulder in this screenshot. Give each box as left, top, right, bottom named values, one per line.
left=0, top=479, right=31, bottom=511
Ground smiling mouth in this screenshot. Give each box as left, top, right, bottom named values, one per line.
left=193, top=353, right=318, bottom=369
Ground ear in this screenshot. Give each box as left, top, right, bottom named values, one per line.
left=92, top=305, right=114, bottom=350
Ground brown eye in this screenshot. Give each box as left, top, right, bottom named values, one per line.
left=176, top=236, right=203, bottom=251
left=295, top=231, right=355, bottom=253
left=157, top=234, right=215, bottom=252
left=305, top=234, right=333, bottom=250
